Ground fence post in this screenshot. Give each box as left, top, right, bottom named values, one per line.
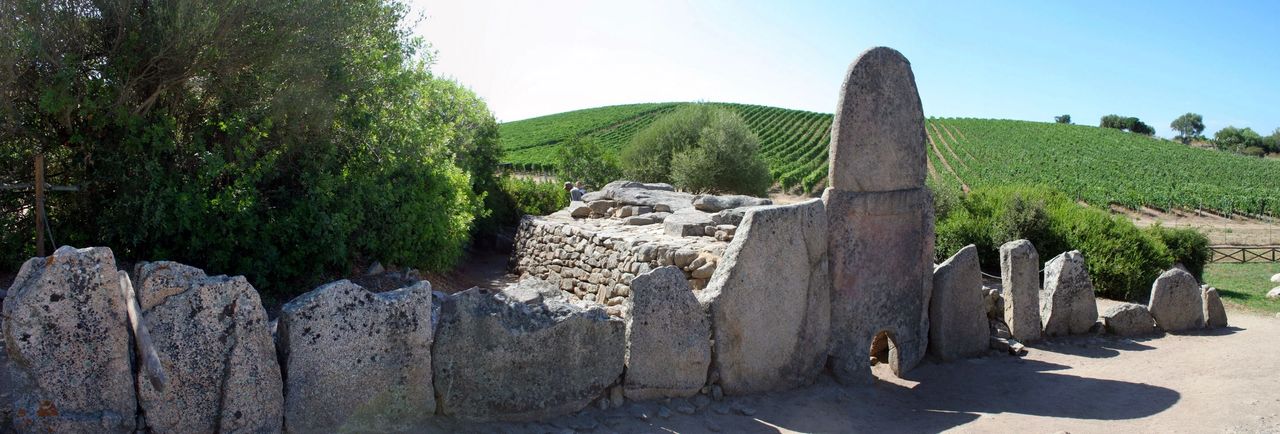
left=35, top=153, right=45, bottom=257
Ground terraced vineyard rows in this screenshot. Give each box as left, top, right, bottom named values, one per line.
left=501, top=103, right=1280, bottom=216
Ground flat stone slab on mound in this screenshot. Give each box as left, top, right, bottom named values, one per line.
left=999, top=240, right=1042, bottom=343
left=1102, top=303, right=1157, bottom=337
left=433, top=288, right=625, bottom=421
left=691, top=195, right=772, bottom=212
left=929, top=245, right=990, bottom=361
left=1202, top=287, right=1228, bottom=328
left=826, top=187, right=937, bottom=386
left=698, top=199, right=830, bottom=395
left=1148, top=268, right=1205, bottom=332
left=828, top=47, right=927, bottom=193
left=2, top=246, right=136, bottom=433
left=664, top=209, right=715, bottom=237
left=134, top=262, right=283, bottom=433
left=623, top=267, right=711, bottom=400
left=1040, top=250, right=1099, bottom=336
left=277, top=280, right=435, bottom=433
left=586, top=180, right=693, bottom=212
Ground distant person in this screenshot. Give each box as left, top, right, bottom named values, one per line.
left=564, top=181, right=573, bottom=200
left=570, top=181, right=586, bottom=202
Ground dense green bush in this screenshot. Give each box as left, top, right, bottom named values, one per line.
left=1147, top=224, right=1211, bottom=280
left=934, top=185, right=1187, bottom=301
left=555, top=137, right=621, bottom=189
left=490, top=177, right=569, bottom=222
left=622, top=104, right=770, bottom=195
left=0, top=0, right=493, bottom=301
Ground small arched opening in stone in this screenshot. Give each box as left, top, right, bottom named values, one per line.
left=868, top=329, right=900, bottom=380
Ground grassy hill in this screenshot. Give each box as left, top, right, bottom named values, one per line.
left=499, top=103, right=1280, bottom=216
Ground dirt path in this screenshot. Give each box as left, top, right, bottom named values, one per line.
left=439, top=302, right=1280, bottom=433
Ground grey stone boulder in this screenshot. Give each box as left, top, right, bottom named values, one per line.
left=928, top=245, right=990, bottom=361
left=828, top=47, right=927, bottom=193
left=499, top=277, right=562, bottom=305
left=2, top=246, right=136, bottom=433
left=587, top=200, right=617, bottom=215
left=1040, top=250, right=1099, bottom=337
left=692, top=195, right=772, bottom=212
left=1202, top=287, right=1228, bottom=328
left=663, top=209, right=715, bottom=237
left=591, top=180, right=694, bottom=212
left=1148, top=268, right=1205, bottom=332
left=569, top=201, right=591, bottom=218
left=623, top=267, right=711, bottom=400
left=1101, top=303, right=1157, bottom=337
left=277, top=280, right=434, bottom=432
left=433, top=288, right=625, bottom=421
left=699, top=199, right=830, bottom=394
left=999, top=240, right=1041, bottom=343
left=134, top=262, right=283, bottom=434
left=623, top=215, right=656, bottom=226
left=1267, top=287, right=1280, bottom=300
left=1272, top=273, right=1280, bottom=283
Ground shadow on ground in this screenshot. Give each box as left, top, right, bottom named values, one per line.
left=419, top=336, right=1181, bottom=433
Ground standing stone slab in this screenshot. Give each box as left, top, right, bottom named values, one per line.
left=1000, top=240, right=1042, bottom=343
left=624, top=267, right=711, bottom=400
left=698, top=199, right=830, bottom=394
left=824, top=189, right=932, bottom=384
left=277, top=280, right=434, bottom=433
left=1, top=246, right=136, bottom=433
left=1148, top=268, right=1205, bottom=332
left=1102, top=303, right=1157, bottom=337
left=433, top=288, right=624, bottom=421
left=1040, top=250, right=1099, bottom=336
left=929, top=245, right=990, bottom=361
left=828, top=47, right=927, bottom=192
left=134, top=262, right=283, bottom=433
left=1202, top=287, right=1228, bottom=328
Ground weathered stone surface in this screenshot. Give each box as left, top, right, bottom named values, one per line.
left=828, top=47, right=926, bottom=192
left=623, top=267, right=710, bottom=400
left=623, top=215, right=656, bottom=226
left=1202, top=287, right=1228, bottom=328
left=1271, top=273, right=1280, bottom=283
left=433, top=288, right=625, bottom=421
left=825, top=188, right=932, bottom=383
left=664, top=209, right=715, bottom=237
left=1148, top=268, right=1205, bottom=332
left=135, top=262, right=282, bottom=434
left=590, top=180, right=693, bottom=212
left=569, top=202, right=591, bottom=218
left=1040, top=250, right=1099, bottom=336
left=929, top=245, right=990, bottom=361
left=1267, top=287, right=1280, bottom=300
left=1102, top=303, right=1157, bottom=337
left=1, top=246, right=136, bottom=433
left=999, top=240, right=1041, bottom=343
left=588, top=200, right=618, bottom=215
left=692, top=195, right=772, bottom=212
left=711, top=207, right=759, bottom=226
left=277, top=280, right=434, bottom=432
left=500, top=277, right=562, bottom=305
left=700, top=199, right=830, bottom=394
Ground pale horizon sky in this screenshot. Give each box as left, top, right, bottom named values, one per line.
left=410, top=0, right=1280, bottom=138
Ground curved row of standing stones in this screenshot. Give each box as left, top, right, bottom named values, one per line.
left=0, top=46, right=1231, bottom=432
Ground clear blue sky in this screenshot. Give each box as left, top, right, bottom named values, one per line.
left=412, top=0, right=1279, bottom=137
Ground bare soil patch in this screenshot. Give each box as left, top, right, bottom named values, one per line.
left=1111, top=205, right=1280, bottom=246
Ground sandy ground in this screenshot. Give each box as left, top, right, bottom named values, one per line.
left=1112, top=205, right=1280, bottom=246
left=430, top=300, right=1280, bottom=434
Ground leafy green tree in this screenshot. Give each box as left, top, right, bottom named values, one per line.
left=1055, top=114, right=1072, bottom=124
left=623, top=104, right=770, bottom=195
left=1100, top=114, right=1154, bottom=136
left=1170, top=113, right=1205, bottom=144
left=1262, top=128, right=1280, bottom=154
left=555, top=137, right=621, bottom=189
left=0, top=0, right=491, bottom=298
left=1213, top=126, right=1264, bottom=154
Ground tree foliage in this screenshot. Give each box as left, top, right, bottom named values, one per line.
left=0, top=0, right=495, bottom=299
left=555, top=137, right=621, bottom=189
left=1170, top=113, right=1205, bottom=144
left=1100, top=114, right=1155, bottom=136
left=1055, top=114, right=1072, bottom=124
left=1213, top=126, right=1264, bottom=155
left=622, top=104, right=771, bottom=195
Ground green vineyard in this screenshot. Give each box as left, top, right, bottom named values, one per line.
left=500, top=103, right=1280, bottom=216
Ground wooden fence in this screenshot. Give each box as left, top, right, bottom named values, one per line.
left=1208, top=246, right=1280, bottom=263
